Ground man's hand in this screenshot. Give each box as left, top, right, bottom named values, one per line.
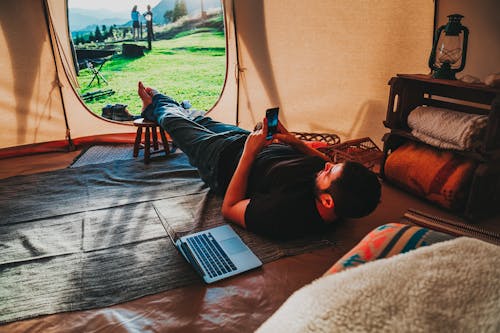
left=273, top=120, right=331, bottom=162
left=273, top=120, right=301, bottom=146
left=243, top=118, right=271, bottom=157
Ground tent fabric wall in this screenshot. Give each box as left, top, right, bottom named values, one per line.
left=229, top=0, right=434, bottom=144
left=0, top=0, right=434, bottom=156
left=0, top=1, right=146, bottom=154
left=201, top=0, right=239, bottom=126
left=0, top=0, right=68, bottom=150
left=44, top=0, right=138, bottom=142
left=0, top=0, right=238, bottom=156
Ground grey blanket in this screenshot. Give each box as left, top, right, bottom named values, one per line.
left=0, top=154, right=337, bottom=324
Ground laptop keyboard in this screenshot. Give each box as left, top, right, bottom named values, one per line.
left=186, top=233, right=237, bottom=278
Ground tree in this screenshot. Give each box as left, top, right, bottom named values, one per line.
left=94, top=26, right=103, bottom=42
left=74, top=34, right=83, bottom=45
left=108, top=25, right=115, bottom=39
left=164, top=10, right=173, bottom=23
left=172, top=0, right=187, bottom=22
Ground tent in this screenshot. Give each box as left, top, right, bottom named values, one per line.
left=2, top=0, right=499, bottom=158
left=1, top=0, right=499, bottom=331
left=0, top=0, right=438, bottom=158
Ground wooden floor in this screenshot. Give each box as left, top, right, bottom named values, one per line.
left=0, top=150, right=82, bottom=180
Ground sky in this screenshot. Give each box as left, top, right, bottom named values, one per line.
left=68, top=0, right=162, bottom=12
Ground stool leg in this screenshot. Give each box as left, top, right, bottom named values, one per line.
left=144, top=127, right=151, bottom=163
left=159, top=128, right=170, bottom=156
left=133, top=127, right=143, bottom=157
left=152, top=126, right=159, bottom=150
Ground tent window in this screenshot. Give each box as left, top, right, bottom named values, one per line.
left=67, top=0, right=226, bottom=119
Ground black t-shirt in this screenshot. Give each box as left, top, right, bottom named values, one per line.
left=243, top=144, right=329, bottom=239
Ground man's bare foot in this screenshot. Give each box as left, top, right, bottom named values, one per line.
left=138, top=81, right=153, bottom=111
left=145, top=87, right=159, bottom=96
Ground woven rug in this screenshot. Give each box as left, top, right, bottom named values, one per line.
left=0, top=153, right=337, bottom=324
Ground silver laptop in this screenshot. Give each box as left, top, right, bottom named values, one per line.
left=173, top=225, right=262, bottom=284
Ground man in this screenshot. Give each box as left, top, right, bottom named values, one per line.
left=138, top=82, right=381, bottom=239
left=143, top=5, right=154, bottom=42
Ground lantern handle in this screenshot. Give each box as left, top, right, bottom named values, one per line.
left=453, top=26, right=469, bottom=73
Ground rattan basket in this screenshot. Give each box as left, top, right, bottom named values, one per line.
left=319, top=137, right=383, bottom=173
left=292, top=132, right=341, bottom=145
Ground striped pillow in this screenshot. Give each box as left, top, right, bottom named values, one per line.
left=324, top=223, right=454, bottom=275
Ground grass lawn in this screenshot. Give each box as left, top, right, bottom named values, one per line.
left=77, top=31, right=226, bottom=116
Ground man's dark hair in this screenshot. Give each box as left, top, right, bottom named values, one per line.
left=327, top=161, right=381, bottom=218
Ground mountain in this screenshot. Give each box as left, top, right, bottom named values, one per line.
left=69, top=0, right=222, bottom=32
left=69, top=8, right=129, bottom=31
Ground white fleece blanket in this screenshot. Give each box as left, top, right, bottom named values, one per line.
left=257, top=237, right=500, bottom=333
left=407, top=106, right=488, bottom=151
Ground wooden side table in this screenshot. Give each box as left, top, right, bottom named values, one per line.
left=133, top=118, right=170, bottom=164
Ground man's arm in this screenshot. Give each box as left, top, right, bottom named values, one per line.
left=221, top=119, right=269, bottom=228
left=274, top=121, right=331, bottom=161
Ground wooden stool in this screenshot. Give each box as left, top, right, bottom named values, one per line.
left=133, top=118, right=170, bottom=163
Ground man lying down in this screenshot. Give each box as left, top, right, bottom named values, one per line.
left=138, top=82, right=381, bottom=239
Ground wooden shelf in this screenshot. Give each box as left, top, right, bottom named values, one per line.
left=381, top=74, right=500, bottom=220
left=384, top=74, right=500, bottom=154
left=396, top=74, right=500, bottom=95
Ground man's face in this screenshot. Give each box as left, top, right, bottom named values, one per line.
left=315, top=162, right=344, bottom=191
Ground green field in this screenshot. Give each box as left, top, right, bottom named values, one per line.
left=77, top=31, right=226, bottom=116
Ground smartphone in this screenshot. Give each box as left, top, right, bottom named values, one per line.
left=265, top=107, right=279, bottom=140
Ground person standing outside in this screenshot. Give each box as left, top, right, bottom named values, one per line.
left=144, top=5, right=154, bottom=49
left=131, top=5, right=140, bottom=41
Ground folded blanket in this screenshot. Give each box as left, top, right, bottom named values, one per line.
left=408, top=106, right=488, bottom=151
left=384, top=141, right=476, bottom=211
left=257, top=237, right=500, bottom=333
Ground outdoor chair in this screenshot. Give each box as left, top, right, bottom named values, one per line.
left=85, top=57, right=110, bottom=87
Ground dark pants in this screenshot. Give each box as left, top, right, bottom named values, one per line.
left=142, top=94, right=249, bottom=193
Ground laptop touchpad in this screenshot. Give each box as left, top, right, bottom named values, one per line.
left=221, top=237, right=247, bottom=255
